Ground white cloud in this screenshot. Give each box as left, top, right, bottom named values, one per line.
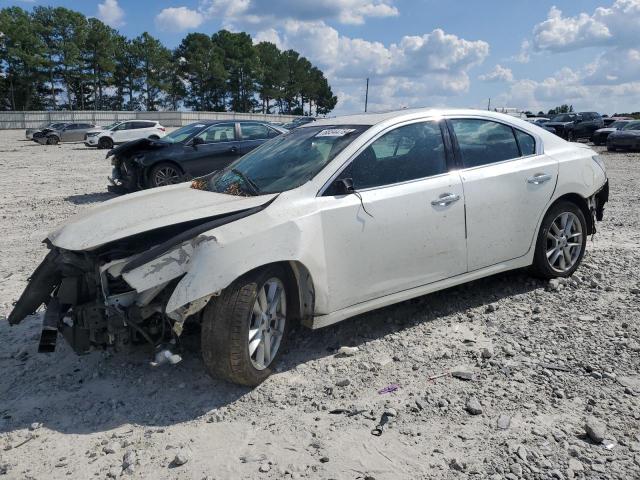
left=97, top=0, right=125, bottom=27
left=532, top=0, right=640, bottom=52
left=155, top=7, right=204, bottom=31
left=256, top=21, right=488, bottom=113
left=478, top=64, right=514, bottom=83
left=200, top=0, right=398, bottom=26
left=511, top=40, right=531, bottom=63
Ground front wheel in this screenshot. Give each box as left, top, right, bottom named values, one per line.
left=566, top=131, right=575, bottom=142
left=46, top=135, right=59, bottom=145
left=201, top=266, right=290, bottom=386
left=147, top=162, right=183, bottom=188
left=98, top=137, right=113, bottom=149
left=531, top=201, right=587, bottom=279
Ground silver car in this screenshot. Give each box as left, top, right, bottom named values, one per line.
left=35, top=123, right=97, bottom=145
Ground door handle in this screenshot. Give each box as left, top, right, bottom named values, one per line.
left=527, top=173, right=552, bottom=185
left=431, top=193, right=460, bottom=206
left=229, top=146, right=238, bottom=153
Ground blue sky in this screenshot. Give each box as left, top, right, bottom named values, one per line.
left=8, top=0, right=640, bottom=115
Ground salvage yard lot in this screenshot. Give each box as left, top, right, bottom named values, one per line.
left=0, top=129, right=639, bottom=479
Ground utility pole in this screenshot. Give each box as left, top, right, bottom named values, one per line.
left=365, top=78, right=369, bottom=113
left=487, top=97, right=491, bottom=111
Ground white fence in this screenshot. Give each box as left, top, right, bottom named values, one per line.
left=0, top=110, right=302, bottom=129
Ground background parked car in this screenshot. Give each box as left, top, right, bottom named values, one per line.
left=591, top=119, right=632, bottom=145
left=107, top=120, right=287, bottom=192
left=26, top=122, right=62, bottom=140
left=606, top=120, right=640, bottom=151
left=545, top=112, right=604, bottom=141
left=282, top=117, right=315, bottom=129
left=85, top=120, right=166, bottom=149
left=34, top=123, right=97, bottom=145
left=30, top=122, right=70, bottom=140
left=603, top=116, right=632, bottom=127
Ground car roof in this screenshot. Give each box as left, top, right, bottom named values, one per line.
left=187, top=120, right=274, bottom=125
left=303, top=108, right=549, bottom=127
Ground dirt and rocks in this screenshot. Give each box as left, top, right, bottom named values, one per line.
left=0, top=129, right=639, bottom=480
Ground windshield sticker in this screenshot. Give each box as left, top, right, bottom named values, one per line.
left=315, top=128, right=356, bottom=137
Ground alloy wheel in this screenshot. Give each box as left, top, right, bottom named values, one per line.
left=546, top=212, right=583, bottom=273
left=153, top=166, right=181, bottom=186
left=248, top=278, right=286, bottom=370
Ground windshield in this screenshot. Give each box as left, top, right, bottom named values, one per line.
left=160, top=123, right=206, bottom=143
left=202, top=125, right=369, bottom=195
left=622, top=121, right=640, bottom=131
left=551, top=114, right=577, bottom=122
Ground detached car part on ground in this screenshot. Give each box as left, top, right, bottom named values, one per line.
left=8, top=108, right=609, bottom=386
left=606, top=120, right=640, bottom=151
left=107, top=121, right=287, bottom=192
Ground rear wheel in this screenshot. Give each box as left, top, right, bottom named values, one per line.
left=148, top=135, right=159, bottom=140
left=46, top=135, right=59, bottom=145
left=147, top=162, right=183, bottom=188
left=531, top=201, right=587, bottom=279
left=98, top=137, right=113, bottom=149
left=201, top=266, right=290, bottom=386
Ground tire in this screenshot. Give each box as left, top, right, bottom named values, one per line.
left=147, top=162, right=183, bottom=188
left=566, top=131, right=575, bottom=142
left=148, top=135, right=159, bottom=140
left=607, top=145, right=615, bottom=152
left=46, top=135, right=59, bottom=145
left=531, top=201, right=587, bottom=279
left=98, top=137, right=113, bottom=149
left=201, top=266, right=290, bottom=386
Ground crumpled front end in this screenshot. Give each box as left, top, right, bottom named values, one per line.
left=7, top=196, right=277, bottom=356
left=7, top=244, right=195, bottom=354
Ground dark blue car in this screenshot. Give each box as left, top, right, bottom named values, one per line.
left=107, top=120, right=288, bottom=192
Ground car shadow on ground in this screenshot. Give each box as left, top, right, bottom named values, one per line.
left=0, top=269, right=541, bottom=435
left=64, top=192, right=117, bottom=204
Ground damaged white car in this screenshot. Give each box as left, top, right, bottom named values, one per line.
left=8, top=109, right=609, bottom=386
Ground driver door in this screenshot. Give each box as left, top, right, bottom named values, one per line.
left=181, top=123, right=242, bottom=177
left=318, top=120, right=467, bottom=312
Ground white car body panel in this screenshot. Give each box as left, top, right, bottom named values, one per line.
left=84, top=121, right=166, bottom=147
left=48, top=183, right=278, bottom=251
left=40, top=108, right=607, bottom=329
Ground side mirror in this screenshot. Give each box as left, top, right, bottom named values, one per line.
left=333, top=177, right=355, bottom=195
left=192, top=136, right=205, bottom=147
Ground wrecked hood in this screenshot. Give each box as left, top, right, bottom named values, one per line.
left=49, top=184, right=277, bottom=251
left=106, top=137, right=167, bottom=158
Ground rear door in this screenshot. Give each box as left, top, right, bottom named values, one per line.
left=180, top=123, right=239, bottom=176
left=448, top=117, right=558, bottom=271
left=238, top=122, right=280, bottom=155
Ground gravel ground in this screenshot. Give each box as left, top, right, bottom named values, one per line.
left=0, top=129, right=638, bottom=480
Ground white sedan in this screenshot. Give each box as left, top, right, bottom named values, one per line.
left=8, top=109, right=609, bottom=386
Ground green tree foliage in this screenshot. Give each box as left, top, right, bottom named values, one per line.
left=0, top=6, right=336, bottom=115
left=548, top=104, right=574, bottom=116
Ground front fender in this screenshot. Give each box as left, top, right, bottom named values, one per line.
left=165, top=219, right=304, bottom=316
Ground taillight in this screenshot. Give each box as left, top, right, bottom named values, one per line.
left=158, top=127, right=165, bottom=131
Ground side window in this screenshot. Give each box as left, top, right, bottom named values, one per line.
left=515, top=129, right=536, bottom=156
left=113, top=122, right=130, bottom=131
left=240, top=123, right=271, bottom=140
left=343, top=121, right=447, bottom=190
left=196, top=124, right=235, bottom=143
left=450, top=119, right=520, bottom=168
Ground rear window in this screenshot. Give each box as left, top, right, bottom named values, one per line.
left=450, top=119, right=521, bottom=168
